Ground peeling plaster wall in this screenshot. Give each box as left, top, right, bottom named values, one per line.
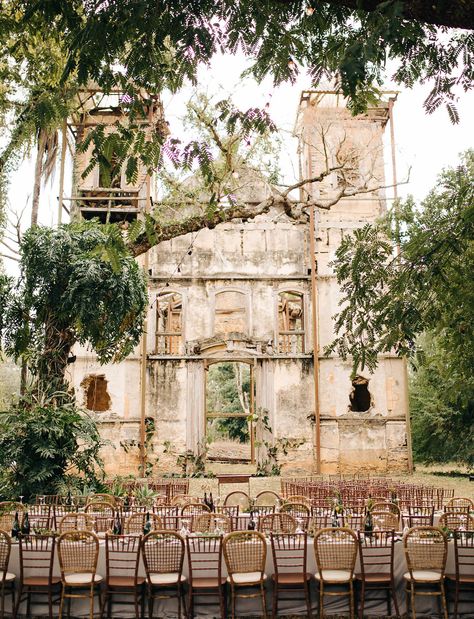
left=69, top=94, right=410, bottom=476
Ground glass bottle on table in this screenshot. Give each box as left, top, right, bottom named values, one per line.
left=209, top=493, right=215, bottom=512
left=113, top=512, right=122, bottom=535
left=247, top=510, right=256, bottom=530
left=143, top=512, right=152, bottom=536
left=332, top=508, right=339, bottom=528
left=364, top=510, right=373, bottom=539
left=21, top=511, right=30, bottom=535
left=11, top=512, right=20, bottom=539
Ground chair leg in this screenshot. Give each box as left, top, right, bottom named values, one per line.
left=391, top=581, right=401, bottom=619
left=358, top=580, right=365, bottom=619
left=305, top=581, right=312, bottom=619
left=231, top=584, right=236, bottom=619
left=410, top=582, right=416, bottom=619
left=440, top=583, right=448, bottom=619
left=58, top=585, right=65, bottom=619
left=133, top=588, right=140, bottom=619
left=12, top=583, right=22, bottom=619
left=99, top=587, right=107, bottom=619
left=453, top=581, right=459, bottom=619
left=147, top=587, right=153, bottom=619
left=187, top=586, right=193, bottom=619
left=48, top=588, right=54, bottom=619
left=261, top=582, right=267, bottom=619
left=1, top=582, right=5, bottom=619
left=89, top=584, right=94, bottom=619
left=319, top=582, right=324, bottom=619
left=26, top=590, right=31, bottom=618
left=271, top=581, right=278, bottom=619
left=349, top=581, right=354, bottom=619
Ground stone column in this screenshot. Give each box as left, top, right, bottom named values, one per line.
left=186, top=361, right=205, bottom=452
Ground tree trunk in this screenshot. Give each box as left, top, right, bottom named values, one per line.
left=31, top=129, right=47, bottom=226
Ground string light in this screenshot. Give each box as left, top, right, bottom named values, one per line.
left=288, top=59, right=295, bottom=70
left=306, top=6, right=315, bottom=16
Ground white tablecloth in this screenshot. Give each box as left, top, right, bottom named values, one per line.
left=7, top=538, right=474, bottom=617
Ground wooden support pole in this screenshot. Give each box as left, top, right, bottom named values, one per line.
left=57, top=119, right=67, bottom=225
left=309, top=204, right=321, bottom=474
left=388, top=98, right=413, bottom=474
left=139, top=104, right=153, bottom=477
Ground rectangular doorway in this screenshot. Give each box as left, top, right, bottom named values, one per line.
left=205, top=360, right=255, bottom=464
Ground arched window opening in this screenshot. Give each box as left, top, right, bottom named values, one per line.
left=214, top=290, right=247, bottom=335
left=277, top=291, right=305, bottom=353
left=155, top=291, right=183, bottom=354
left=349, top=376, right=372, bottom=412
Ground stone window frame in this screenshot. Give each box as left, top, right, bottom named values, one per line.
left=210, top=286, right=252, bottom=338
left=154, top=288, right=186, bottom=355
left=274, top=287, right=309, bottom=354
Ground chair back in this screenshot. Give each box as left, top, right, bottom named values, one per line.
left=0, top=530, right=11, bottom=575
left=446, top=497, right=474, bottom=510
left=170, top=494, right=195, bottom=507
left=259, top=513, right=296, bottom=535
left=58, top=513, right=94, bottom=533
left=285, top=495, right=311, bottom=507
left=124, top=513, right=163, bottom=534
left=87, top=494, right=116, bottom=508
left=58, top=512, right=94, bottom=533
left=255, top=491, right=281, bottom=507
left=310, top=514, right=330, bottom=533
left=357, top=530, right=395, bottom=578
left=344, top=514, right=365, bottom=530
left=439, top=512, right=474, bottom=531
left=372, top=511, right=399, bottom=530
left=181, top=503, right=210, bottom=517
left=454, top=532, right=474, bottom=579
left=314, top=528, right=358, bottom=575
left=84, top=502, right=115, bottom=532
left=142, top=531, right=185, bottom=579
left=222, top=531, right=266, bottom=580
left=193, top=513, right=232, bottom=534
left=19, top=535, right=56, bottom=583
left=371, top=502, right=400, bottom=517
left=26, top=504, right=52, bottom=530
left=105, top=534, right=141, bottom=585
left=280, top=502, right=310, bottom=529
left=57, top=531, right=99, bottom=579
left=404, top=526, right=447, bottom=575
left=407, top=505, right=435, bottom=527
left=270, top=532, right=307, bottom=578
left=186, top=534, right=223, bottom=583
left=0, top=502, right=24, bottom=531
left=224, top=491, right=250, bottom=512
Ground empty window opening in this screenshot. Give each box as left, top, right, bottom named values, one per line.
left=83, top=375, right=111, bottom=412
left=349, top=376, right=372, bottom=412
left=214, top=290, right=247, bottom=335
left=155, top=291, right=182, bottom=354
left=278, top=291, right=305, bottom=353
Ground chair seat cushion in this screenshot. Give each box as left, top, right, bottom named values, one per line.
left=108, top=576, right=145, bottom=587
left=24, top=576, right=61, bottom=587
left=149, top=573, right=186, bottom=585
left=3, top=573, right=15, bottom=583
left=272, top=572, right=312, bottom=585
left=192, top=576, right=226, bottom=589
left=64, top=573, right=103, bottom=585
left=403, top=570, right=443, bottom=582
left=315, top=570, right=353, bottom=583
left=228, top=571, right=267, bottom=585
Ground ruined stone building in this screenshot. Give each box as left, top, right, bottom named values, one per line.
left=67, top=88, right=412, bottom=476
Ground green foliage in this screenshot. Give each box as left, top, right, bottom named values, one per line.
left=327, top=150, right=474, bottom=378
left=0, top=390, right=105, bottom=502
left=0, top=221, right=148, bottom=392
left=206, top=362, right=250, bottom=443
left=15, top=1, right=474, bottom=120
left=410, top=333, right=474, bottom=466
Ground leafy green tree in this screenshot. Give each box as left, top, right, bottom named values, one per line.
left=0, top=221, right=148, bottom=393
left=409, top=333, right=474, bottom=466
left=328, top=150, right=474, bottom=465
left=0, top=390, right=105, bottom=501
left=207, top=363, right=250, bottom=443
left=328, top=150, right=474, bottom=376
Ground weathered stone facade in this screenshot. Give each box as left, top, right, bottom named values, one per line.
left=69, top=90, right=411, bottom=476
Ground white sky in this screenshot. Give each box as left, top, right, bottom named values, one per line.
left=3, top=52, right=474, bottom=274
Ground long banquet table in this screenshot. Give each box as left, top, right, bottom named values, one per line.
left=6, top=536, right=474, bottom=618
